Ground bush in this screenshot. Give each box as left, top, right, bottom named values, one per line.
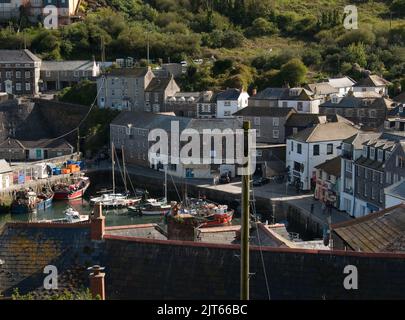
left=245, top=18, right=278, bottom=38
left=278, top=58, right=307, bottom=87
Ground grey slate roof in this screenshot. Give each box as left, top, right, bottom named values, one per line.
left=145, top=76, right=173, bottom=92
left=217, top=88, right=244, bottom=101
left=290, top=122, right=359, bottom=143
left=385, top=179, right=405, bottom=202
left=343, top=132, right=382, bottom=149
left=107, top=67, right=150, bottom=78
left=354, top=75, right=392, bottom=87
left=0, top=49, right=41, bottom=63
left=234, top=106, right=295, bottom=117
left=111, top=111, right=191, bottom=132
left=305, top=82, right=338, bottom=96
left=315, top=156, right=342, bottom=177
left=0, top=223, right=98, bottom=298
left=328, top=76, right=356, bottom=88
left=187, top=118, right=242, bottom=132
left=251, top=88, right=287, bottom=100
left=394, top=92, right=405, bottom=103
left=285, top=113, right=325, bottom=127
left=333, top=203, right=405, bottom=253
left=41, top=60, right=95, bottom=71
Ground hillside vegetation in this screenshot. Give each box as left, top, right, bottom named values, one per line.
left=1, top=0, right=404, bottom=92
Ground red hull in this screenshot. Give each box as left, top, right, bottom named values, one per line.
left=54, top=181, right=90, bottom=200
left=200, top=211, right=234, bottom=228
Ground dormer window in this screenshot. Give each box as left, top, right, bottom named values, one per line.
left=370, top=147, right=375, bottom=160
left=363, top=146, right=368, bottom=158
left=331, top=95, right=339, bottom=104
left=377, top=149, right=383, bottom=162
left=400, top=106, right=404, bottom=114
left=289, top=89, right=299, bottom=96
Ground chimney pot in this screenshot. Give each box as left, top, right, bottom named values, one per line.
left=88, top=265, right=106, bottom=300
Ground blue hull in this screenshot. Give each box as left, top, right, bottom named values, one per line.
left=37, top=197, right=53, bottom=211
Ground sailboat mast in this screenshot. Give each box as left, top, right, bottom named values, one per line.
left=112, top=142, right=115, bottom=194
left=164, top=164, right=167, bottom=201
left=122, top=146, right=127, bottom=193
left=241, top=120, right=250, bottom=300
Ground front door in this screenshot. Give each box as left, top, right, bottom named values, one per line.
left=5, top=80, right=12, bottom=94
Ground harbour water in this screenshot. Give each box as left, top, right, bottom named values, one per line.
left=0, top=197, right=241, bottom=228
left=0, top=198, right=166, bottom=227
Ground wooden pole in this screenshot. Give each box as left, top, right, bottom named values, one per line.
left=241, top=120, right=250, bottom=300
left=111, top=142, right=115, bottom=194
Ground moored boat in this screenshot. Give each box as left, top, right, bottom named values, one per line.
left=39, top=207, right=89, bottom=223
left=53, top=176, right=90, bottom=200
left=10, top=190, right=38, bottom=214
left=170, top=198, right=234, bottom=228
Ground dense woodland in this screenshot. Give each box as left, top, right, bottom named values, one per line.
left=1, top=0, right=404, bottom=93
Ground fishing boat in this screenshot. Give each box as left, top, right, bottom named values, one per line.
left=36, top=189, right=54, bottom=211
left=170, top=198, right=234, bottom=228
left=140, top=201, right=172, bottom=216
left=39, top=207, right=89, bottom=223
left=139, top=166, right=170, bottom=215
left=53, top=176, right=90, bottom=200
left=10, top=190, right=39, bottom=214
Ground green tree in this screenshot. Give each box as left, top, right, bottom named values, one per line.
left=278, top=58, right=307, bottom=87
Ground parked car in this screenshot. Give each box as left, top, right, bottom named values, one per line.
left=252, top=176, right=270, bottom=186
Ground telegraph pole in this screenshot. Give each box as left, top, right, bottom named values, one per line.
left=241, top=120, right=251, bottom=300
left=77, top=128, right=80, bottom=159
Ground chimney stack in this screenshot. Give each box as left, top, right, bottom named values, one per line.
left=88, top=265, right=106, bottom=300
left=91, top=203, right=105, bottom=241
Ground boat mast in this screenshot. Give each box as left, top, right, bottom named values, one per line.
left=164, top=164, right=167, bottom=202
left=111, top=142, right=115, bottom=194
left=241, top=120, right=250, bottom=300
left=122, top=145, right=128, bottom=193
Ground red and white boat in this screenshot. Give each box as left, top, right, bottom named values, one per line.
left=171, top=198, right=234, bottom=228
left=53, top=177, right=90, bottom=200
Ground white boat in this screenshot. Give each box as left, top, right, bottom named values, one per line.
left=140, top=201, right=172, bottom=216
left=91, top=143, right=142, bottom=208
left=38, top=207, right=89, bottom=223
left=140, top=165, right=170, bottom=215
left=64, top=207, right=89, bottom=223
left=90, top=193, right=127, bottom=205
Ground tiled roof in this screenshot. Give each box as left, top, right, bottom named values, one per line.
left=250, top=88, right=287, bottom=100
left=284, top=113, right=324, bottom=127
left=0, top=49, right=41, bottom=63
left=315, top=156, right=342, bottom=177
left=234, top=106, right=295, bottom=117
left=145, top=76, right=174, bottom=92
left=385, top=179, right=405, bottom=202
left=290, top=122, right=359, bottom=143
left=41, top=60, right=96, bottom=71
left=354, top=74, right=392, bottom=87
left=333, top=204, right=405, bottom=252
left=305, top=82, right=338, bottom=95
left=279, top=88, right=314, bottom=101
left=217, top=88, right=245, bottom=101
left=106, top=67, right=150, bottom=78
left=393, top=92, right=405, bottom=103
left=0, top=223, right=98, bottom=298
left=111, top=111, right=191, bottom=132
left=328, top=76, right=356, bottom=88
left=343, top=132, right=382, bottom=149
